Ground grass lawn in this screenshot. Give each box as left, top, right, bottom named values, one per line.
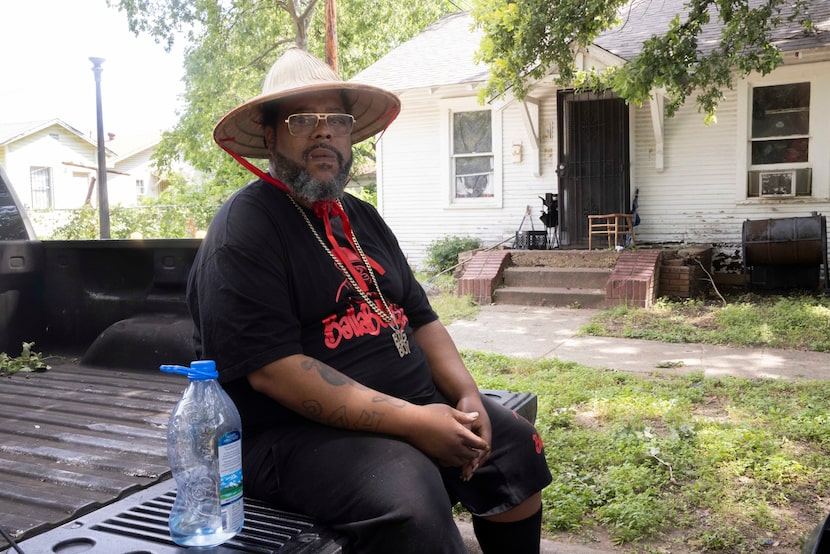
left=438, top=289, right=830, bottom=553
left=582, top=292, right=830, bottom=353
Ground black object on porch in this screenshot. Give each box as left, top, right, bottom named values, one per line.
left=539, top=193, right=560, bottom=248
left=741, top=214, right=829, bottom=292
left=514, top=204, right=547, bottom=250
left=513, top=194, right=559, bottom=250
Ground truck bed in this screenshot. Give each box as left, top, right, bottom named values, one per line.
left=0, top=357, right=348, bottom=553
left=0, top=354, right=535, bottom=553
left=0, top=359, right=180, bottom=547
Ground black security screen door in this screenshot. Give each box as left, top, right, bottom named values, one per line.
left=556, top=90, right=630, bottom=247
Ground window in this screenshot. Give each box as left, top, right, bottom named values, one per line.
left=747, top=82, right=811, bottom=197
left=136, top=179, right=146, bottom=198
left=30, top=166, right=53, bottom=209
left=452, top=110, right=494, bottom=199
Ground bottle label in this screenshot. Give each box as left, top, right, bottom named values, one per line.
left=218, top=430, right=244, bottom=530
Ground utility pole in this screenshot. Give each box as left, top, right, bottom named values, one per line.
left=89, top=57, right=110, bottom=239
left=325, top=0, right=337, bottom=71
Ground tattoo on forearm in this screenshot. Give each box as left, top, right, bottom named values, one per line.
left=302, top=399, right=323, bottom=419
left=355, top=409, right=384, bottom=431
left=302, top=358, right=350, bottom=386
left=327, top=406, right=385, bottom=431
left=296, top=358, right=402, bottom=431
left=328, top=406, right=349, bottom=428
left=300, top=358, right=370, bottom=390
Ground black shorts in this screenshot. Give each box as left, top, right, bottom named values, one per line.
left=241, top=390, right=552, bottom=551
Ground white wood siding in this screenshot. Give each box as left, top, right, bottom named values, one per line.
left=631, top=86, right=742, bottom=245
left=378, top=86, right=560, bottom=269
left=377, top=57, right=830, bottom=272
left=110, top=148, right=159, bottom=207
left=3, top=127, right=97, bottom=211
left=631, top=59, right=830, bottom=270
left=2, top=123, right=163, bottom=222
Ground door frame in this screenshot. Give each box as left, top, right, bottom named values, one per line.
left=556, top=89, right=631, bottom=248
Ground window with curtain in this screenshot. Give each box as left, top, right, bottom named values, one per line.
left=452, top=110, right=494, bottom=199
left=747, top=82, right=811, bottom=197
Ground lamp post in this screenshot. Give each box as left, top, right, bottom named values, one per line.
left=89, top=57, right=110, bottom=239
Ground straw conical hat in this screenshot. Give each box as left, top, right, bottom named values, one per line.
left=214, top=47, right=401, bottom=159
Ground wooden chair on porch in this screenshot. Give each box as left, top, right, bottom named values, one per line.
left=588, top=213, right=636, bottom=250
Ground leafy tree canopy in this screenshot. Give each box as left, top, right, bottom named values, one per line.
left=108, top=0, right=455, bottom=193
left=471, top=0, right=815, bottom=122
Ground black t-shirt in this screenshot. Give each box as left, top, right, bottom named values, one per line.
left=187, top=179, right=439, bottom=428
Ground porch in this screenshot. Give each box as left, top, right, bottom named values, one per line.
left=457, top=246, right=715, bottom=309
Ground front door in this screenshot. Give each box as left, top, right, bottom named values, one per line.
left=556, top=90, right=630, bottom=247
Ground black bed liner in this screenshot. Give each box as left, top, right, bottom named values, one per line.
left=0, top=356, right=535, bottom=553
left=9, top=480, right=347, bottom=553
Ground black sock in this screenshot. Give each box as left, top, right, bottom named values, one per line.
left=472, top=507, right=542, bottom=554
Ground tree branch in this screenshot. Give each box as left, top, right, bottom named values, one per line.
left=693, top=256, right=726, bottom=306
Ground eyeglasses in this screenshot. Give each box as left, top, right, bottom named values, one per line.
left=284, top=113, right=355, bottom=137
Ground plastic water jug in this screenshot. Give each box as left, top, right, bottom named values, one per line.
left=161, top=360, right=244, bottom=547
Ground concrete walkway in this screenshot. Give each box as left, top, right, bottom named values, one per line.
left=446, top=304, right=830, bottom=553
left=446, top=304, right=830, bottom=381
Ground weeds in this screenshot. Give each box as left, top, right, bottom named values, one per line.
left=430, top=282, right=828, bottom=550
left=0, top=342, right=50, bottom=376
left=583, top=292, right=830, bottom=352
left=462, top=353, right=830, bottom=551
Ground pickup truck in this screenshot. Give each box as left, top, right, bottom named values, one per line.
left=0, top=165, right=537, bottom=553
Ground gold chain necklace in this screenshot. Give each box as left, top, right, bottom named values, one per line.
left=287, top=195, right=411, bottom=357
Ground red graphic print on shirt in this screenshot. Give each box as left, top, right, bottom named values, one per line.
left=321, top=250, right=408, bottom=350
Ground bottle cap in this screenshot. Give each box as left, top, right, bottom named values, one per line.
left=160, top=360, right=219, bottom=380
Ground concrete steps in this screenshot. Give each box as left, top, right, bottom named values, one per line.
left=493, top=285, right=608, bottom=308
left=503, top=266, right=612, bottom=289
left=458, top=249, right=660, bottom=308
left=494, top=266, right=612, bottom=308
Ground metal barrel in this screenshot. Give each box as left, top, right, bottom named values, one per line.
left=742, top=215, right=825, bottom=266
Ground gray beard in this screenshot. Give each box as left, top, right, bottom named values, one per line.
left=270, top=145, right=353, bottom=204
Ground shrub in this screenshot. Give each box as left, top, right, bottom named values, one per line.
left=424, top=235, right=482, bottom=275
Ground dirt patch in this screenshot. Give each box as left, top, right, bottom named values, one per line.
left=509, top=249, right=621, bottom=268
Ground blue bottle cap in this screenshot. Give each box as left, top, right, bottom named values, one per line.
left=160, top=360, right=219, bottom=380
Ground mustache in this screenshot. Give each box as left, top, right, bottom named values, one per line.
left=303, top=143, right=344, bottom=165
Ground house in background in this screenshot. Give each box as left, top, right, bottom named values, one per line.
left=105, top=133, right=167, bottom=206
left=352, top=3, right=830, bottom=281
left=0, top=119, right=165, bottom=214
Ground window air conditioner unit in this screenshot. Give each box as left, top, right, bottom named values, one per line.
left=759, top=170, right=796, bottom=197
left=747, top=168, right=812, bottom=197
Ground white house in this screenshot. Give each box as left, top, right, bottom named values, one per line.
left=106, top=133, right=166, bottom=207
left=0, top=119, right=165, bottom=212
left=0, top=120, right=111, bottom=211
left=352, top=3, right=830, bottom=279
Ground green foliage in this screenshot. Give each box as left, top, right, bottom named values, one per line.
left=472, top=0, right=626, bottom=101
left=419, top=273, right=481, bottom=323
left=50, top=204, right=100, bottom=239
left=461, top=351, right=830, bottom=548
left=110, top=0, right=455, bottom=185
left=46, top=174, right=224, bottom=239
left=430, top=291, right=480, bottom=323
left=349, top=182, right=377, bottom=207
left=0, top=342, right=50, bottom=376
left=471, top=0, right=814, bottom=120
left=424, top=235, right=482, bottom=275
left=584, top=293, right=830, bottom=352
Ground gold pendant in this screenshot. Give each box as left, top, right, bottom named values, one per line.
left=392, top=327, right=411, bottom=358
